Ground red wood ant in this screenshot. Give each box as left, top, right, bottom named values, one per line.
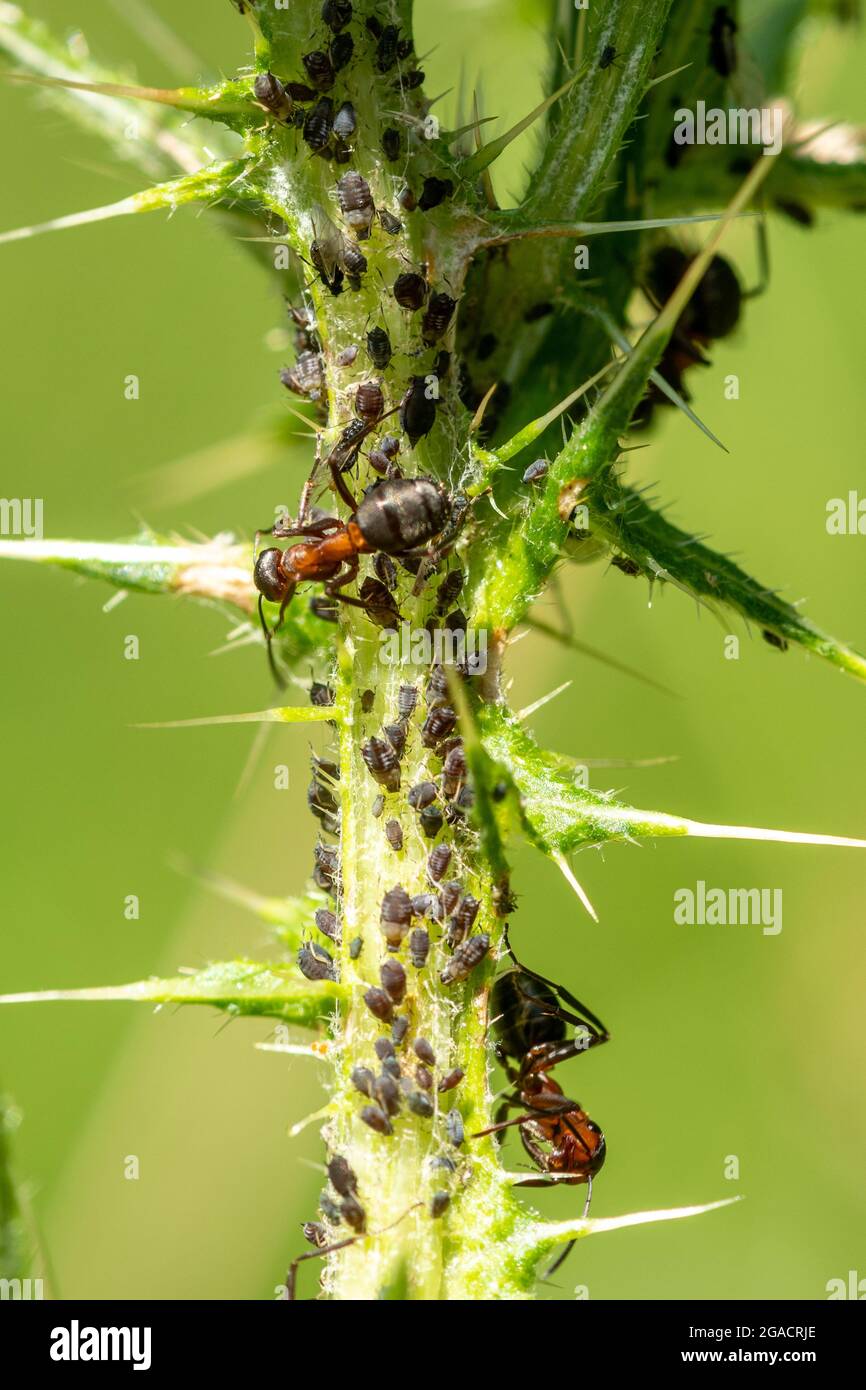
left=473, top=928, right=609, bottom=1278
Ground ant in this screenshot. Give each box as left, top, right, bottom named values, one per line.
left=472, top=928, right=609, bottom=1277
left=287, top=1202, right=422, bottom=1300
left=254, top=455, right=452, bottom=684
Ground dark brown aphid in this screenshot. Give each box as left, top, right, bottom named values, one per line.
left=415, top=1065, right=433, bottom=1090
left=398, top=184, right=417, bottom=211
left=408, top=1091, right=434, bottom=1119
left=393, top=271, right=428, bottom=310
left=380, top=885, right=413, bottom=950
left=408, top=927, right=430, bottom=969
left=418, top=177, right=454, bottom=212
left=523, top=458, right=548, bottom=484
left=287, top=81, right=318, bottom=103
left=396, top=37, right=413, bottom=60
left=303, top=97, right=335, bottom=152
left=381, top=127, right=402, bottom=161
left=611, top=554, right=640, bottom=577
left=762, top=628, right=788, bottom=651
left=303, top=49, right=336, bottom=91
left=397, top=683, right=418, bottom=720
left=340, top=1193, right=366, bottom=1232
left=322, top=0, right=352, bottom=31
left=421, top=292, right=456, bottom=344
left=355, top=378, right=384, bottom=422
left=254, top=72, right=293, bottom=121
left=378, top=207, right=403, bottom=235
left=339, top=237, right=368, bottom=284
left=349, top=935, right=364, bottom=960
left=400, top=376, right=437, bottom=445
left=329, top=32, right=354, bottom=72
left=413, top=1037, right=436, bottom=1067
left=310, top=680, right=335, bottom=707
left=448, top=894, right=480, bottom=948
left=430, top=1192, right=450, bottom=1218
left=477, top=332, right=497, bottom=361
left=436, top=570, right=464, bottom=613
left=398, top=69, right=425, bottom=90
left=337, top=171, right=374, bottom=237
left=445, top=1109, right=464, bottom=1146
left=440, top=880, right=461, bottom=915
left=364, top=986, right=394, bottom=1022
left=440, top=933, right=490, bottom=986
left=709, top=5, right=737, bottom=77
left=328, top=1154, right=358, bottom=1196
left=375, top=24, right=399, bottom=71
left=427, top=844, right=452, bottom=883
left=419, top=804, right=444, bottom=839
left=441, top=745, right=467, bottom=799
left=360, top=1103, right=393, bottom=1135
left=438, top=1067, right=464, bottom=1094
left=599, top=44, right=617, bottom=69
left=380, top=958, right=407, bottom=1004
left=313, top=841, right=340, bottom=894
left=373, top=552, right=397, bottom=589
left=365, top=15, right=383, bottom=37
left=392, top=1014, right=410, bottom=1045
left=384, top=722, right=407, bottom=758
left=365, top=325, right=392, bottom=370
left=280, top=350, right=324, bottom=400
left=374, top=1037, right=396, bottom=1064
left=333, top=101, right=357, bottom=143
left=421, top=706, right=457, bottom=748
left=315, top=907, right=340, bottom=942
left=427, top=667, right=453, bottom=708
left=362, top=736, right=401, bottom=791
left=361, top=688, right=375, bottom=713
left=375, top=1073, right=402, bottom=1117
left=384, top=819, right=403, bottom=851
left=412, top=892, right=439, bottom=918
left=351, top=1065, right=375, bottom=1098
left=298, top=939, right=338, bottom=982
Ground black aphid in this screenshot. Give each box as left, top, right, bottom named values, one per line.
left=440, top=933, right=489, bottom=985
left=400, top=376, right=436, bottom=445
left=351, top=1065, right=375, bottom=1098
left=523, top=458, right=548, bottom=484
left=385, top=819, right=403, bottom=851
left=365, top=325, right=392, bottom=370
left=361, top=736, right=401, bottom=791
left=303, top=49, right=336, bottom=91
left=381, top=127, right=402, bottom=161
left=364, top=986, right=394, bottom=1022
left=421, top=706, right=457, bottom=747
left=407, top=1091, right=434, bottom=1118
left=421, top=292, right=456, bottom=344
left=418, top=177, right=454, bottom=211
left=393, top=271, right=428, bottom=310
left=254, top=72, right=293, bottom=121
left=408, top=928, right=430, bottom=970
left=427, top=844, right=452, bottom=882
left=380, top=885, right=413, bottom=950
left=360, top=1104, right=393, bottom=1135
left=438, top=1067, right=464, bottom=1094
left=298, top=940, right=338, bottom=982
left=315, top=907, right=340, bottom=941
left=445, top=1109, right=464, bottom=1146
left=380, top=958, right=407, bottom=1004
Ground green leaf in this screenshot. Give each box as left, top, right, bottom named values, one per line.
left=0, top=962, right=345, bottom=1027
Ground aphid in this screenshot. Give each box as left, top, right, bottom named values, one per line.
left=339, top=237, right=368, bottom=285
left=351, top=1065, right=375, bottom=1098
left=381, top=127, right=402, bottom=161
left=362, top=736, right=401, bottom=791
left=315, top=907, right=340, bottom=941
left=303, top=97, right=335, bottom=153
left=380, top=958, right=407, bottom=1004
left=327, top=1154, right=358, bottom=1196
left=427, top=844, right=452, bottom=883
left=365, top=15, right=383, bottom=37
left=303, top=1221, right=327, bottom=1247
left=310, top=594, right=338, bottom=622
left=421, top=292, right=456, bottom=344
left=412, top=892, right=438, bottom=917
left=523, top=458, right=548, bottom=484
left=287, top=81, right=318, bottom=103
left=396, top=38, right=414, bottom=60
left=445, top=1109, right=464, bottom=1147
left=313, top=841, right=340, bottom=894
left=418, top=177, right=454, bottom=212
left=375, top=1072, right=402, bottom=1117
left=421, top=706, right=457, bottom=748
left=430, top=1192, right=450, bottom=1218
left=361, top=688, right=375, bottom=713
left=392, top=1015, right=410, bottom=1045
left=408, top=927, right=430, bottom=969
left=374, top=1037, right=396, bottom=1064
left=373, top=552, right=397, bottom=589
left=449, top=894, right=479, bottom=946
left=407, top=1091, right=434, bottom=1119
left=303, top=49, right=336, bottom=91
left=378, top=207, right=403, bottom=235
left=337, top=171, right=375, bottom=238
left=364, top=986, right=394, bottom=1022
left=599, top=43, right=617, bottom=69
left=762, top=628, right=788, bottom=651
left=254, top=72, right=293, bottom=121
left=329, top=32, right=354, bottom=71
left=365, top=325, right=392, bottom=370
left=441, top=745, right=467, bottom=799
left=524, top=300, right=553, bottom=322
left=340, top=1193, right=366, bottom=1232
left=322, top=0, right=352, bottom=31
left=355, top=378, right=384, bottom=422
left=398, top=185, right=417, bottom=211
left=611, top=554, right=640, bottom=577
left=398, top=683, right=418, bottom=720
left=415, top=1065, right=433, bottom=1091
left=319, top=1191, right=343, bottom=1224
left=385, top=819, right=403, bottom=851
left=439, top=881, right=461, bottom=916
left=360, top=1103, right=393, bottom=1135
left=349, top=935, right=364, bottom=960
left=380, top=884, right=414, bottom=950
left=413, top=1037, right=436, bottom=1067
left=399, top=376, right=437, bottom=445
left=436, top=570, right=464, bottom=614
left=709, top=5, right=737, bottom=77
left=420, top=805, right=444, bottom=838
left=438, top=1067, right=464, bottom=1094
left=384, top=721, right=407, bottom=758
left=440, top=933, right=489, bottom=986
left=333, top=101, right=357, bottom=143
left=310, top=679, right=335, bottom=707
left=398, top=69, right=425, bottom=90
left=375, top=24, right=399, bottom=71
left=298, top=939, right=338, bottom=982
left=280, top=350, right=324, bottom=400
left=477, top=332, right=498, bottom=361
left=393, top=271, right=428, bottom=310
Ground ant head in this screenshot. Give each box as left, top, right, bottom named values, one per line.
left=254, top=547, right=287, bottom=602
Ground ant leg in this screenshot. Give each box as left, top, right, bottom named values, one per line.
left=258, top=594, right=286, bottom=690
left=542, top=1177, right=594, bottom=1281
left=324, top=559, right=372, bottom=612
left=744, top=206, right=770, bottom=300
left=286, top=1235, right=358, bottom=1301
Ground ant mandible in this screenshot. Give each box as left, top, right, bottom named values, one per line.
left=473, top=928, right=610, bottom=1277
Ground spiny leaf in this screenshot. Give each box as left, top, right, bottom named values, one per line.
left=517, top=1196, right=742, bottom=1271
left=584, top=475, right=866, bottom=682
left=459, top=70, right=583, bottom=178
left=479, top=704, right=866, bottom=856
left=0, top=962, right=345, bottom=1027
left=173, top=860, right=326, bottom=950
left=474, top=210, right=755, bottom=250
left=135, top=706, right=336, bottom=730
left=2, top=71, right=255, bottom=126
left=0, top=159, right=253, bottom=247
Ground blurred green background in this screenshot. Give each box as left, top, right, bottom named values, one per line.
left=1, top=0, right=864, bottom=1301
